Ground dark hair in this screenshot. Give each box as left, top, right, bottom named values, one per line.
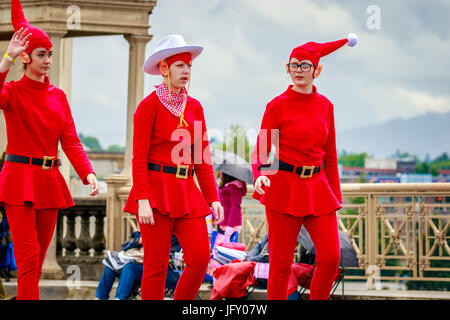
left=218, top=172, right=236, bottom=189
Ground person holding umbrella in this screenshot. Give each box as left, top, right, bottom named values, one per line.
left=211, top=149, right=253, bottom=236
left=0, top=0, right=99, bottom=300
left=251, top=34, right=358, bottom=300
left=217, top=171, right=247, bottom=235
left=123, top=35, right=224, bottom=300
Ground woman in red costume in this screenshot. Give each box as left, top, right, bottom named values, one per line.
left=251, top=33, right=358, bottom=300
left=123, top=34, right=224, bottom=300
left=0, top=0, right=99, bottom=300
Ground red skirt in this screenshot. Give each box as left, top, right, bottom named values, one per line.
left=252, top=170, right=341, bottom=217
left=0, top=161, right=74, bottom=210
left=123, top=169, right=212, bottom=218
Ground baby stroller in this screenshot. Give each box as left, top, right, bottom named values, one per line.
left=0, top=207, right=16, bottom=282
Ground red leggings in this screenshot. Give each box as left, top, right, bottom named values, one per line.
left=266, top=207, right=340, bottom=300
left=138, top=210, right=210, bottom=300
left=4, top=204, right=59, bottom=300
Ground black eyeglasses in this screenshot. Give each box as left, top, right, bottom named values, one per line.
left=287, top=62, right=314, bottom=72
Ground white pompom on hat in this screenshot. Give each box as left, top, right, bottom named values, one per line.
left=347, top=33, right=358, bottom=47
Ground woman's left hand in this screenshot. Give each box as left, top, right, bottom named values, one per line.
left=211, top=201, right=224, bottom=225
left=86, top=173, right=99, bottom=196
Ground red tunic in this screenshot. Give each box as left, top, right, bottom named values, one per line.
left=123, top=91, right=219, bottom=218
left=251, top=85, right=342, bottom=217
left=0, top=71, right=94, bottom=210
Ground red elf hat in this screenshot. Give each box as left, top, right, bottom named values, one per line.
left=289, top=33, right=358, bottom=67
left=11, top=0, right=53, bottom=55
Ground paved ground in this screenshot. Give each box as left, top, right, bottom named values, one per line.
left=2, top=279, right=450, bottom=300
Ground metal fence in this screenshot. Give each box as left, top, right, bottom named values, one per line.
left=101, top=182, right=450, bottom=284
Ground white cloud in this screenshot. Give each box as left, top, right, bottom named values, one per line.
left=245, top=0, right=360, bottom=36
left=394, top=87, right=450, bottom=115
left=352, top=81, right=450, bottom=126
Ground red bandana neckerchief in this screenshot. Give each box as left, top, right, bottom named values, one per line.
left=155, top=82, right=186, bottom=118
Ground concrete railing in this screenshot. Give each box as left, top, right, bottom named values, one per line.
left=56, top=198, right=106, bottom=280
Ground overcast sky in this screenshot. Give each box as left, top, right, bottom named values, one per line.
left=70, top=0, right=450, bottom=153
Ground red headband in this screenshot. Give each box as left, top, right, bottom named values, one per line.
left=164, top=52, right=192, bottom=68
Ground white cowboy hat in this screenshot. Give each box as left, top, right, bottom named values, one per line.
left=143, top=34, right=204, bottom=75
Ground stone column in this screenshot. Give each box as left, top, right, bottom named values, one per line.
left=50, top=32, right=73, bottom=184
left=104, top=174, right=129, bottom=251
left=121, top=34, right=152, bottom=178
left=104, top=34, right=150, bottom=250
left=41, top=31, right=72, bottom=280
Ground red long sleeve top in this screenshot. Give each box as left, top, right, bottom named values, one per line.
left=123, top=91, right=219, bottom=218
left=251, top=85, right=342, bottom=217
left=0, top=71, right=94, bottom=209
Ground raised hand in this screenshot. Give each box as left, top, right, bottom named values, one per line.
left=6, top=27, right=32, bottom=59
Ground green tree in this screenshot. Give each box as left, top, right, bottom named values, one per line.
left=79, top=134, right=103, bottom=151
left=432, top=152, right=449, bottom=164
left=338, top=152, right=368, bottom=167
left=415, top=162, right=431, bottom=174
left=221, top=125, right=252, bottom=162
left=430, top=161, right=450, bottom=176
left=106, top=144, right=125, bottom=153
left=357, top=171, right=366, bottom=183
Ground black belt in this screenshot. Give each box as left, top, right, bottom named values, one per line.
left=5, top=154, right=62, bottom=170
left=147, top=163, right=194, bottom=180
left=258, top=159, right=322, bottom=178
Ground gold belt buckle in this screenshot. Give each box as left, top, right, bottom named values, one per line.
left=300, top=166, right=315, bottom=178
left=175, top=164, right=190, bottom=179
left=42, top=156, right=56, bottom=170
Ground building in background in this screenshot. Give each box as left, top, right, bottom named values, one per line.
left=339, top=157, right=438, bottom=183
left=69, top=151, right=124, bottom=197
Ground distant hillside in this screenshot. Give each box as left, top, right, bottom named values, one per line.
left=336, top=112, right=450, bottom=160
